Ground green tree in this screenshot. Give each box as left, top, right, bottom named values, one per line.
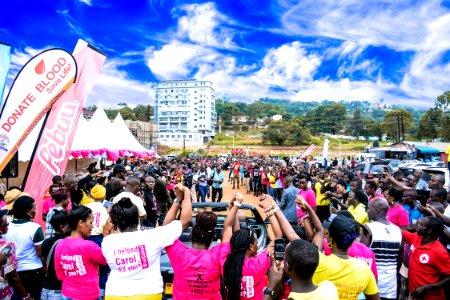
left=364, top=119, right=383, bottom=140
left=85, top=105, right=97, bottom=111
left=348, top=109, right=363, bottom=136
left=105, top=109, right=119, bottom=120
left=434, top=91, right=450, bottom=141
left=119, top=107, right=136, bottom=120
left=416, top=108, right=442, bottom=141
left=133, top=105, right=153, bottom=121
left=306, top=103, right=347, bottom=134
left=262, top=120, right=311, bottom=146
left=382, top=109, right=413, bottom=140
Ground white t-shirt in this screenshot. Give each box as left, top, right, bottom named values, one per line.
left=444, top=206, right=450, bottom=249
left=101, top=220, right=182, bottom=296
left=112, top=191, right=146, bottom=217
left=84, top=202, right=109, bottom=236
left=4, top=220, right=44, bottom=272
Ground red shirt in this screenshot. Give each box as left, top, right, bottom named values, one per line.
left=402, top=230, right=450, bottom=299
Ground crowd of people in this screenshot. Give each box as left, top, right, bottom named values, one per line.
left=0, top=154, right=449, bottom=300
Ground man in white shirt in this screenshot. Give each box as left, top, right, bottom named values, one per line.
left=113, top=176, right=147, bottom=220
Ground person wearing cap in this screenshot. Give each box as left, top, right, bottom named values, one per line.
left=0, top=209, right=30, bottom=300
left=84, top=185, right=110, bottom=297
left=3, top=196, right=45, bottom=299
left=362, top=198, right=402, bottom=300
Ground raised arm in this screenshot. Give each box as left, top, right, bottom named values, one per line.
left=164, top=184, right=192, bottom=231
left=385, top=172, right=411, bottom=190
left=260, top=194, right=301, bottom=242
left=222, top=192, right=243, bottom=243
left=259, top=195, right=283, bottom=252
left=297, top=196, right=323, bottom=251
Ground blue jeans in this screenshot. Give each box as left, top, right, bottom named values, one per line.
left=41, top=289, right=61, bottom=300
left=62, top=295, right=101, bottom=300
left=198, top=184, right=209, bottom=202
left=267, top=187, right=275, bottom=198
left=86, top=234, right=109, bottom=295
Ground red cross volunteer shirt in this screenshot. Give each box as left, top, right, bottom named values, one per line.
left=402, top=230, right=450, bottom=299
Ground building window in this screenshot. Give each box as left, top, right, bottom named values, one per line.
left=189, top=135, right=192, bottom=138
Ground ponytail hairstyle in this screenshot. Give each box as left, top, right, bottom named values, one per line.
left=223, top=228, right=257, bottom=300
left=110, top=197, right=139, bottom=232
left=190, top=211, right=217, bottom=247
left=67, top=205, right=92, bottom=231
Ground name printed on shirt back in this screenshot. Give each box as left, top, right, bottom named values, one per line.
left=60, top=254, right=87, bottom=277
left=113, top=245, right=149, bottom=272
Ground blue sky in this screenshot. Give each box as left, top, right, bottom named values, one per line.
left=2, top=0, right=450, bottom=108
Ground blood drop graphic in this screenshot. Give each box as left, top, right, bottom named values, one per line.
left=35, top=60, right=45, bottom=74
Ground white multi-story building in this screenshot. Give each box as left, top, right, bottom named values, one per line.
left=154, top=80, right=217, bottom=147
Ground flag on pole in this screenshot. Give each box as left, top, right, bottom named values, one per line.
left=300, top=143, right=315, bottom=159
left=0, top=48, right=77, bottom=173
left=23, top=40, right=106, bottom=228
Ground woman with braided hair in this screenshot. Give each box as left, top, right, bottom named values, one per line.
left=163, top=192, right=244, bottom=299
left=101, top=184, right=192, bottom=299
left=222, top=195, right=283, bottom=300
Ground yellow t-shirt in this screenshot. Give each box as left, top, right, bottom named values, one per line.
left=313, top=253, right=378, bottom=300
left=80, top=191, right=94, bottom=205
left=348, top=203, right=368, bottom=224
left=269, top=174, right=276, bottom=189
left=446, top=145, right=450, bottom=162
left=313, top=181, right=330, bottom=206
left=288, top=281, right=338, bottom=300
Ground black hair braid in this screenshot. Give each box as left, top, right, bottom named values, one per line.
left=191, top=211, right=217, bottom=246
left=223, top=228, right=256, bottom=300
left=110, top=197, right=139, bottom=232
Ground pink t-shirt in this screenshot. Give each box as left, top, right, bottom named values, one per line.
left=42, top=198, right=56, bottom=215
left=368, top=193, right=384, bottom=202
left=297, top=188, right=317, bottom=218
left=348, top=241, right=378, bottom=279
left=239, top=250, right=271, bottom=300
left=323, top=240, right=378, bottom=279
left=43, top=198, right=72, bottom=214
left=165, top=240, right=231, bottom=299
left=387, top=204, right=410, bottom=227
left=55, top=237, right=107, bottom=300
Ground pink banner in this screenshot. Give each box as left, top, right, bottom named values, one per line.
left=300, top=144, right=315, bottom=159
left=23, top=41, right=106, bottom=228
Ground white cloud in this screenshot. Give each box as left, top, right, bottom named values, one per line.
left=77, top=0, right=92, bottom=6
left=174, top=2, right=236, bottom=49
left=87, top=58, right=154, bottom=108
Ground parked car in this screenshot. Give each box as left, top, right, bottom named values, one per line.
left=160, top=202, right=269, bottom=299
left=398, top=163, right=432, bottom=177
left=363, top=160, right=393, bottom=178
left=422, top=167, right=449, bottom=189
left=385, top=159, right=403, bottom=172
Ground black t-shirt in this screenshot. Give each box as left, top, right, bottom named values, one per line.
left=143, top=189, right=158, bottom=226
left=42, top=234, right=65, bottom=290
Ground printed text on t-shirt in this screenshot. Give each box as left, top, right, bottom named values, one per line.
left=113, top=245, right=149, bottom=272
left=60, top=254, right=87, bottom=277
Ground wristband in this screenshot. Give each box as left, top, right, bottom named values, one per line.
left=266, top=210, right=275, bottom=218
left=233, top=201, right=242, bottom=207
left=273, top=206, right=280, bottom=213
left=173, top=199, right=181, bottom=205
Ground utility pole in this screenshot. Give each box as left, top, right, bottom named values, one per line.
left=400, top=112, right=405, bottom=141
